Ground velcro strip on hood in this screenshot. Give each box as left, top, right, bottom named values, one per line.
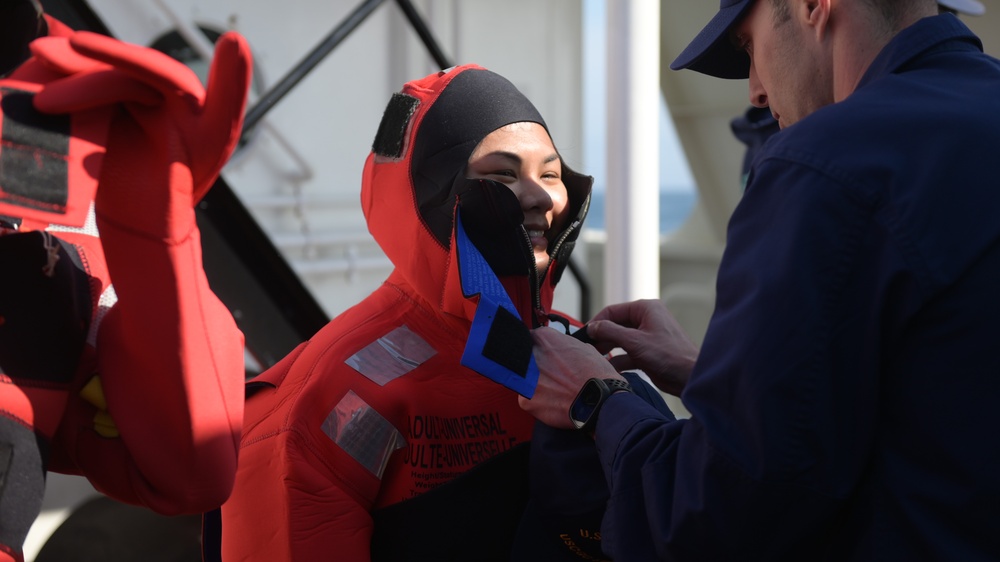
left=372, top=93, right=419, bottom=159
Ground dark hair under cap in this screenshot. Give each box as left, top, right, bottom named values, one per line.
left=410, top=68, right=548, bottom=247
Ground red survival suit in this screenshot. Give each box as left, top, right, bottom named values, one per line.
left=0, top=14, right=250, bottom=562
left=219, top=65, right=593, bottom=561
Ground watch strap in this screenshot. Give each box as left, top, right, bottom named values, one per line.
left=588, top=378, right=633, bottom=433
left=572, top=377, right=634, bottom=433
left=603, top=378, right=632, bottom=395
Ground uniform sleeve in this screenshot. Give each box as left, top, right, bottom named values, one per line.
left=221, top=427, right=375, bottom=561
left=594, top=157, right=889, bottom=560
left=59, top=216, right=245, bottom=515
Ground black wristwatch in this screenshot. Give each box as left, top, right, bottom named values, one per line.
left=569, top=378, right=633, bottom=432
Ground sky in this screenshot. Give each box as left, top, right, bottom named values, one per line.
left=582, top=0, right=696, bottom=194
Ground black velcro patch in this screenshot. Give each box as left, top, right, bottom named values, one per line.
left=371, top=93, right=419, bottom=158
left=482, top=306, right=532, bottom=378
left=0, top=87, right=71, bottom=212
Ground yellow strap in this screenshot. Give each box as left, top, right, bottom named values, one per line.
left=80, top=376, right=119, bottom=438
left=79, top=375, right=107, bottom=410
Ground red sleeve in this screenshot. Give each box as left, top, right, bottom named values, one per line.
left=57, top=215, right=245, bottom=515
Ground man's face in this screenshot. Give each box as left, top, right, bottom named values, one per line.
left=731, top=0, right=835, bottom=128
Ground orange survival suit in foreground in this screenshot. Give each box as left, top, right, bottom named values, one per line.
left=218, top=65, right=593, bottom=561
left=0, top=14, right=250, bottom=562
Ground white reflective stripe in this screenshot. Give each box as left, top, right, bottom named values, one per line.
left=321, top=390, right=405, bottom=479
left=87, top=285, right=117, bottom=347
left=344, top=324, right=436, bottom=386
left=45, top=203, right=100, bottom=238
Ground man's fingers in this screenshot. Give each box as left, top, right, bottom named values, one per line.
left=591, top=298, right=660, bottom=327
left=608, top=354, right=636, bottom=373
left=587, top=318, right=631, bottom=349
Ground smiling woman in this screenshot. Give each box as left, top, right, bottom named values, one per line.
left=216, top=64, right=601, bottom=562
left=466, top=121, right=570, bottom=275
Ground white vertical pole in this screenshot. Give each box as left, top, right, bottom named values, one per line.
left=605, top=0, right=661, bottom=304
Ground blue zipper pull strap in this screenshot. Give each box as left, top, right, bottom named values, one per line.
left=455, top=210, right=539, bottom=398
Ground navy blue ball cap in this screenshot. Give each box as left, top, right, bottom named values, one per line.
left=669, top=0, right=756, bottom=79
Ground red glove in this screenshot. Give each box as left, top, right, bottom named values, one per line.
left=31, top=30, right=252, bottom=240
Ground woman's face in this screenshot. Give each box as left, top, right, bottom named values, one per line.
left=466, top=122, right=570, bottom=274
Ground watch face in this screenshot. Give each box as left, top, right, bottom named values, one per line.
left=570, top=379, right=605, bottom=430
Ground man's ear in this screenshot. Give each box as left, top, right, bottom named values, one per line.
left=803, top=0, right=833, bottom=40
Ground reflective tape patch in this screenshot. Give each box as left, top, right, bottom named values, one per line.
left=321, top=390, right=404, bottom=479
left=345, top=325, right=436, bottom=386
left=87, top=284, right=117, bottom=348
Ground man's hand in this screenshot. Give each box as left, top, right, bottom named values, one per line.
left=586, top=299, right=698, bottom=396
left=518, top=328, right=622, bottom=429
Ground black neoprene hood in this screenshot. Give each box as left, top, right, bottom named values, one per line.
left=411, top=69, right=544, bottom=247
left=408, top=68, right=590, bottom=252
